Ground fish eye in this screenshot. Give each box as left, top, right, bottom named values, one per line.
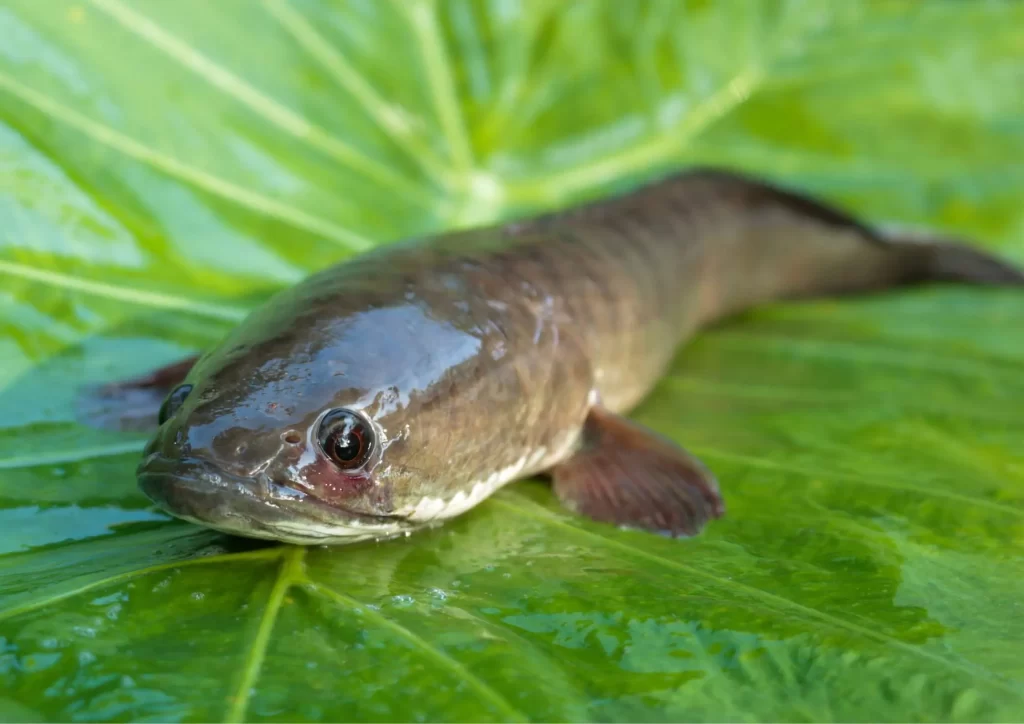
left=317, top=409, right=375, bottom=470
left=159, top=384, right=193, bottom=425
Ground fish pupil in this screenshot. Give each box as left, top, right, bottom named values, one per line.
left=318, top=409, right=374, bottom=469
left=332, top=430, right=361, bottom=461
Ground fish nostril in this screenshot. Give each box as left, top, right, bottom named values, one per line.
left=281, top=430, right=302, bottom=445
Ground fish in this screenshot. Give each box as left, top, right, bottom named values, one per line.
left=95, top=167, right=1024, bottom=545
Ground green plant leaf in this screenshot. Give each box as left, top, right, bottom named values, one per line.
left=2, top=1, right=1023, bottom=721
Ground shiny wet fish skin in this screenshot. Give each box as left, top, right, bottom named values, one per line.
left=111, top=167, right=1024, bottom=545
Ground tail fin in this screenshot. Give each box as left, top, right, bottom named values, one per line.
left=926, top=241, right=1024, bottom=285
left=659, top=170, right=1024, bottom=307
left=882, top=228, right=1024, bottom=286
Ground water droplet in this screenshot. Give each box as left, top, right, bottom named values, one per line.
left=429, top=588, right=448, bottom=602
left=484, top=564, right=495, bottom=572
left=502, top=573, right=511, bottom=579
left=41, top=638, right=58, bottom=649
left=391, top=594, right=414, bottom=607
left=306, top=661, right=318, bottom=670
left=72, top=626, right=96, bottom=638
left=191, top=591, right=205, bottom=601
left=121, top=675, right=136, bottom=688
left=91, top=592, right=123, bottom=606
left=452, top=580, right=461, bottom=587
left=78, top=651, right=96, bottom=665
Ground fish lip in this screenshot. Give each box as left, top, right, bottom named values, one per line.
left=136, top=453, right=412, bottom=541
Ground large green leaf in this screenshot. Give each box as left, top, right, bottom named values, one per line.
left=2, top=1, right=1023, bottom=721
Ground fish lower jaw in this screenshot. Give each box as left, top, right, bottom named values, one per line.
left=263, top=518, right=416, bottom=545
left=169, top=509, right=417, bottom=546
left=138, top=468, right=419, bottom=545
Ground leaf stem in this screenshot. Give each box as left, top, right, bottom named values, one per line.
left=226, top=545, right=306, bottom=722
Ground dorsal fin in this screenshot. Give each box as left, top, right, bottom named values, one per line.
left=676, top=166, right=885, bottom=244
left=502, top=165, right=887, bottom=246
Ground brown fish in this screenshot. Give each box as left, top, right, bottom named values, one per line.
left=104, top=168, right=1023, bottom=544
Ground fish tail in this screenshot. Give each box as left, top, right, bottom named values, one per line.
left=882, top=228, right=1024, bottom=286
left=666, top=170, right=1024, bottom=323
left=690, top=170, right=1024, bottom=310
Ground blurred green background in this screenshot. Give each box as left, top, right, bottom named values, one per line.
left=1, top=1, right=1023, bottom=721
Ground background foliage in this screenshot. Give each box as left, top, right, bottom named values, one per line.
left=2, top=0, right=1023, bottom=721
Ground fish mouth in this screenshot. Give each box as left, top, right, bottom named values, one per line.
left=137, top=453, right=415, bottom=545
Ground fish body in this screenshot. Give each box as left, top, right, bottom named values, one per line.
left=131, top=168, right=1024, bottom=544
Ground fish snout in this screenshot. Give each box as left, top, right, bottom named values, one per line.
left=137, top=459, right=220, bottom=523
left=136, top=448, right=265, bottom=518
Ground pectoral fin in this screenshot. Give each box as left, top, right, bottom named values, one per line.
left=551, top=407, right=724, bottom=537
left=76, top=355, right=200, bottom=433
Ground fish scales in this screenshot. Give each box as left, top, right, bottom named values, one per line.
left=86, top=167, right=1023, bottom=544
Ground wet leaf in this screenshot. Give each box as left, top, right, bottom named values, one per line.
left=2, top=1, right=1023, bottom=721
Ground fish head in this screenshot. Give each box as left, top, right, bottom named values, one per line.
left=137, top=290, right=486, bottom=545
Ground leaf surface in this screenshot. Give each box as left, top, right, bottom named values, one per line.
left=2, top=1, right=1023, bottom=721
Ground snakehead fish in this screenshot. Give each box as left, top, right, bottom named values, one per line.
left=101, top=168, right=1023, bottom=545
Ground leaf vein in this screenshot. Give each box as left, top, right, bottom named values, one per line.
left=0, top=259, right=249, bottom=321
left=262, top=0, right=453, bottom=189
left=491, top=495, right=1020, bottom=697
left=85, top=0, right=430, bottom=206
left=0, top=70, right=373, bottom=251
left=687, top=445, right=1023, bottom=516
left=306, top=580, right=527, bottom=722
left=0, top=546, right=283, bottom=623
left=405, top=0, right=475, bottom=176
left=712, top=329, right=1024, bottom=381
left=226, top=546, right=305, bottom=723
left=505, top=66, right=763, bottom=204
left=0, top=440, right=146, bottom=470
left=664, top=374, right=1024, bottom=427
